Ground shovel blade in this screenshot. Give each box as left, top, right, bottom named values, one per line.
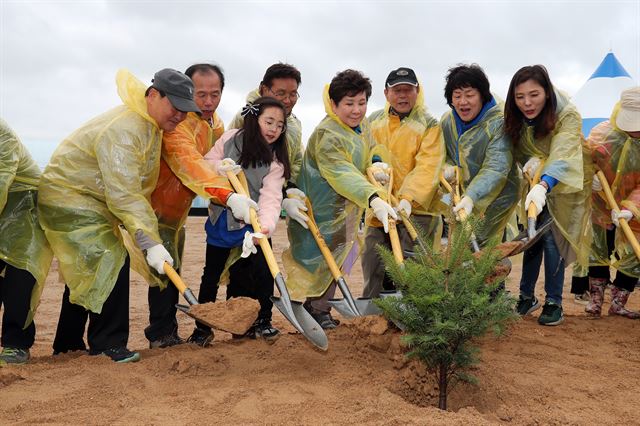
left=328, top=298, right=359, bottom=318
left=272, top=273, right=328, bottom=351
left=175, top=303, right=215, bottom=329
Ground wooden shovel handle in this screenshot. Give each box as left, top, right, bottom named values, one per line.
left=596, top=170, right=640, bottom=261
left=526, top=160, right=545, bottom=219
left=367, top=167, right=404, bottom=264
left=164, top=262, right=187, bottom=295
left=303, top=198, right=343, bottom=280
left=226, top=171, right=281, bottom=278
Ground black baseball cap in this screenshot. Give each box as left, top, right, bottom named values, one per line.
left=151, top=68, right=201, bottom=113
left=385, top=67, right=419, bottom=88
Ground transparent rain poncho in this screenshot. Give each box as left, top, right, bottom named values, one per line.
left=282, top=85, right=384, bottom=300
left=229, top=89, right=303, bottom=183
left=0, top=118, right=53, bottom=326
left=38, top=69, right=164, bottom=313
left=440, top=100, right=521, bottom=244
left=588, top=105, right=640, bottom=277
left=130, top=112, right=230, bottom=287
left=368, top=83, right=445, bottom=217
left=513, top=89, right=592, bottom=266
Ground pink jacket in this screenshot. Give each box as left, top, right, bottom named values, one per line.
left=204, top=129, right=284, bottom=236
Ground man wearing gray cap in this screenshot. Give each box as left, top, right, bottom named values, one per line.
left=38, top=68, right=199, bottom=363
left=585, top=86, right=640, bottom=319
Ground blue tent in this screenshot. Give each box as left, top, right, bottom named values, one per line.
left=572, top=52, right=634, bottom=137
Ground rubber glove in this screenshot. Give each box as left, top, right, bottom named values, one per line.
left=592, top=174, right=603, bottom=192
left=217, top=158, right=242, bottom=176
left=453, top=195, right=473, bottom=218
left=241, top=231, right=265, bottom=258
left=146, top=244, right=174, bottom=275
left=525, top=184, right=547, bottom=216
left=443, top=165, right=456, bottom=184
left=523, top=157, right=542, bottom=178
left=282, top=188, right=309, bottom=229
left=395, top=199, right=412, bottom=220
left=611, top=209, right=633, bottom=227
left=370, top=197, right=397, bottom=233
left=226, top=193, right=258, bottom=223
left=370, top=162, right=390, bottom=185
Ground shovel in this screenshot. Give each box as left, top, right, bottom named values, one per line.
left=439, top=172, right=480, bottom=252
left=167, top=263, right=257, bottom=335
left=226, top=171, right=328, bottom=351
left=299, top=197, right=381, bottom=318
left=525, top=162, right=545, bottom=239
left=596, top=170, right=640, bottom=261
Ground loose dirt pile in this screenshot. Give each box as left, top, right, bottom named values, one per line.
left=188, top=297, right=260, bottom=335
left=1, top=217, right=640, bottom=424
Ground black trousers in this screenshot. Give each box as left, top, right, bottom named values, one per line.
left=589, top=227, right=637, bottom=293
left=196, top=242, right=274, bottom=332
left=0, top=260, right=36, bottom=349
left=144, top=278, right=179, bottom=342
left=52, top=257, right=131, bottom=353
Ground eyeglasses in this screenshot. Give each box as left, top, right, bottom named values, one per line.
left=266, top=87, right=300, bottom=101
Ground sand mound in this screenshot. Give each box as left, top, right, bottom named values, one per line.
left=187, top=297, right=260, bottom=335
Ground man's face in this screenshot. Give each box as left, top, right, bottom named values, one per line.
left=260, top=77, right=299, bottom=116
left=146, top=88, right=187, bottom=131
left=192, top=70, right=222, bottom=121
left=451, top=87, right=483, bottom=122
left=384, top=84, right=419, bottom=115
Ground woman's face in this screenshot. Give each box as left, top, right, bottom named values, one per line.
left=258, top=106, right=285, bottom=144
left=451, top=87, right=483, bottom=122
left=331, top=91, right=368, bottom=128
left=514, top=79, right=548, bottom=120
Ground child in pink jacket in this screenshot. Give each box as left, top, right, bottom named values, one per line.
left=187, top=97, right=290, bottom=346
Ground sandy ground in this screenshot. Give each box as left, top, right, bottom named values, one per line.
left=2, top=216, right=640, bottom=425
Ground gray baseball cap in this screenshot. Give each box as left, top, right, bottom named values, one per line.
left=151, top=68, right=201, bottom=113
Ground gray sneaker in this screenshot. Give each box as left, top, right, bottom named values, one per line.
left=0, top=347, right=30, bottom=365
left=516, top=295, right=541, bottom=316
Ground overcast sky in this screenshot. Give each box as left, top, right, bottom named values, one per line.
left=1, top=0, right=638, bottom=156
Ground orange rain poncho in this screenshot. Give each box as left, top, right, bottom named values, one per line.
left=130, top=112, right=232, bottom=287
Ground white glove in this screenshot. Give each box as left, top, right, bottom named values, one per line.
left=370, top=197, right=397, bottom=233
left=525, top=184, right=547, bottom=216
left=226, top=193, right=258, bottom=223
left=443, top=165, right=456, bottom=184
left=523, top=157, right=542, bottom=179
left=241, top=231, right=265, bottom=258
left=395, top=199, right=412, bottom=219
left=217, top=158, right=242, bottom=176
left=282, top=190, right=309, bottom=229
left=146, top=244, right=174, bottom=275
left=453, top=195, right=473, bottom=219
left=592, top=174, right=603, bottom=192
left=370, top=162, right=390, bottom=185
left=611, top=209, right=633, bottom=227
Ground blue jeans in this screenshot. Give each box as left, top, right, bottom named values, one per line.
left=519, top=224, right=564, bottom=305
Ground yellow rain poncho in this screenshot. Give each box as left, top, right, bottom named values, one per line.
left=130, top=112, right=230, bottom=287
left=282, top=85, right=384, bottom=300
left=38, top=69, right=163, bottom=313
left=368, top=86, right=445, bottom=217
left=440, top=100, right=520, bottom=243
left=588, top=107, right=640, bottom=277
left=229, top=89, right=303, bottom=182
left=0, top=119, right=53, bottom=326
left=513, top=89, right=592, bottom=266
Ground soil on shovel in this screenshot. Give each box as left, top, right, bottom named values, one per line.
left=187, top=297, right=260, bottom=335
